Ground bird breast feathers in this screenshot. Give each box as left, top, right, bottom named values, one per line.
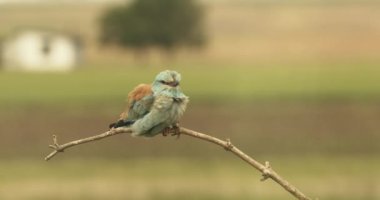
left=153, top=95, right=188, bottom=120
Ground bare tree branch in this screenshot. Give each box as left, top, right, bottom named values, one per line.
left=44, top=128, right=132, bottom=161
left=179, top=127, right=312, bottom=200
left=44, top=127, right=312, bottom=200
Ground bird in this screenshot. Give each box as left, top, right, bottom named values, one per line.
left=109, top=70, right=189, bottom=137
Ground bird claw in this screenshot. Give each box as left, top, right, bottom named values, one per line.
left=162, top=124, right=181, bottom=139
left=171, top=125, right=181, bottom=139
left=162, top=127, right=171, bottom=136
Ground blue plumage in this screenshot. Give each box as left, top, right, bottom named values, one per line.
left=110, top=70, right=189, bottom=137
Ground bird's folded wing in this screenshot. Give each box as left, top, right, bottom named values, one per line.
left=120, top=84, right=154, bottom=120
left=131, top=95, right=174, bottom=136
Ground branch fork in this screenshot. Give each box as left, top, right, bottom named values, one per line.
left=261, top=161, right=272, bottom=181
left=44, top=127, right=132, bottom=161
left=224, top=138, right=234, bottom=151
left=49, top=135, right=64, bottom=152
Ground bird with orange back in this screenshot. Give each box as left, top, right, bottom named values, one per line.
left=109, top=70, right=189, bottom=137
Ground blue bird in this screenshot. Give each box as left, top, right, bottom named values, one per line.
left=109, top=70, right=189, bottom=137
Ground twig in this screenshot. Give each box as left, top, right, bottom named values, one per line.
left=44, top=128, right=132, bottom=161
left=179, top=127, right=312, bottom=200
left=44, top=127, right=312, bottom=200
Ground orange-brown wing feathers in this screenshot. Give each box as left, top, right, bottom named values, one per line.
left=119, top=84, right=152, bottom=120
left=127, top=84, right=153, bottom=106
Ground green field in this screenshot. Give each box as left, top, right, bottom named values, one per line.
left=1, top=1, right=380, bottom=199
left=1, top=65, right=380, bottom=199
left=1, top=64, right=380, bottom=107
left=0, top=156, right=378, bottom=200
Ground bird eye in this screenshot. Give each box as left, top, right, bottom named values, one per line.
left=160, top=80, right=167, bottom=84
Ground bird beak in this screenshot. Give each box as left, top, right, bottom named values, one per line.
left=168, top=81, right=179, bottom=87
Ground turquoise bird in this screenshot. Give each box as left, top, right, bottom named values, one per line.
left=109, top=70, right=189, bottom=137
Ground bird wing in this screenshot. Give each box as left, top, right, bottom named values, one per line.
left=131, top=94, right=175, bottom=137
left=119, top=84, right=154, bottom=121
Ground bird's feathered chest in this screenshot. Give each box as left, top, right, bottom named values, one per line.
left=153, top=94, right=189, bottom=124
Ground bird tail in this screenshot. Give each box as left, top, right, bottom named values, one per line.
left=109, top=119, right=135, bottom=129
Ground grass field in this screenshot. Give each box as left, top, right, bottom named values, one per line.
left=0, top=156, right=378, bottom=200
left=1, top=64, right=380, bottom=107
left=1, top=1, right=380, bottom=199
left=1, top=65, right=380, bottom=199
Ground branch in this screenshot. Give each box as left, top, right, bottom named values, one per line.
left=179, top=127, right=312, bottom=200
left=44, top=127, right=132, bottom=161
left=44, top=127, right=312, bottom=200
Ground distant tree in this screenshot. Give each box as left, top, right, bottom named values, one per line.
left=99, top=0, right=205, bottom=53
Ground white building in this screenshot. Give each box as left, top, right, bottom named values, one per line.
left=1, top=29, right=81, bottom=72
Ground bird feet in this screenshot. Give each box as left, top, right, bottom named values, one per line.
left=162, top=124, right=181, bottom=139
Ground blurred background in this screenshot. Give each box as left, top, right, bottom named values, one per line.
left=0, top=0, right=379, bottom=199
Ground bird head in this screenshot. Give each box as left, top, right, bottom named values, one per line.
left=152, top=70, right=182, bottom=93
